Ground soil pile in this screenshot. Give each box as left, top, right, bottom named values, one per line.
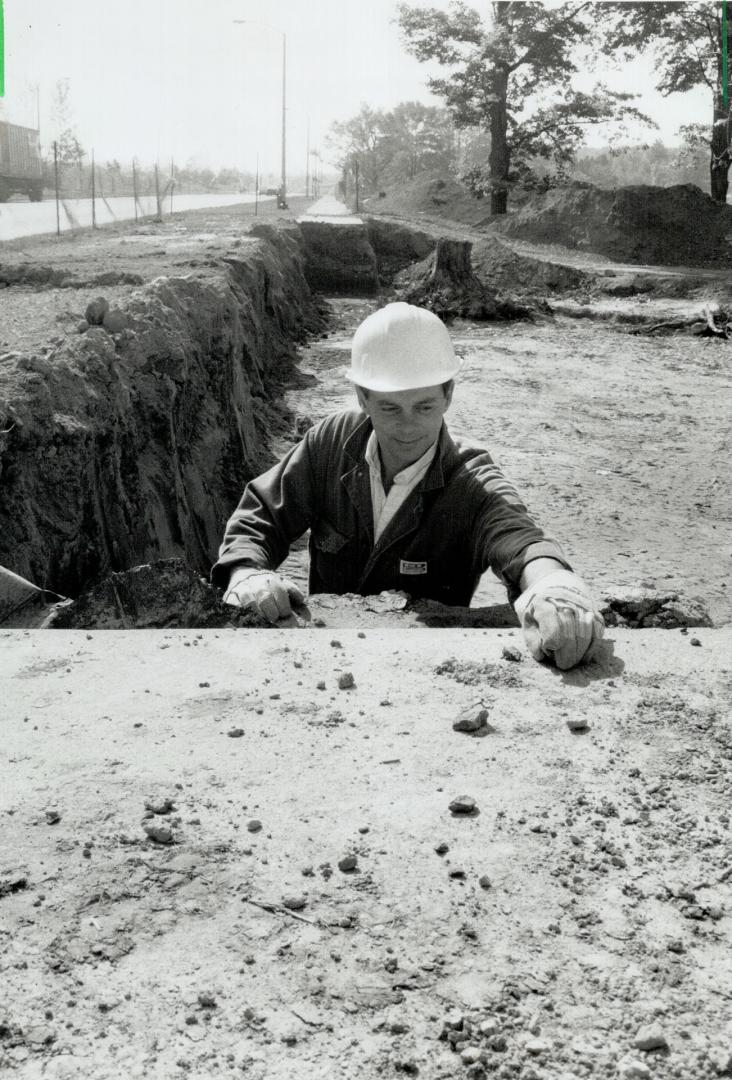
left=364, top=172, right=494, bottom=228
left=0, top=220, right=324, bottom=597
left=497, top=181, right=732, bottom=267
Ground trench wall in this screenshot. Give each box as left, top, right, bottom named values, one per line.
left=0, top=225, right=323, bottom=596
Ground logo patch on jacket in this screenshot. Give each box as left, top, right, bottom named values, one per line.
left=399, top=559, right=428, bottom=575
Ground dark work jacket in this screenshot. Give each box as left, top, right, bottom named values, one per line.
left=211, top=410, right=570, bottom=607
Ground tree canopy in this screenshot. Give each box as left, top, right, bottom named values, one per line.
left=397, top=1, right=653, bottom=213
left=327, top=101, right=456, bottom=194
left=601, top=1, right=732, bottom=201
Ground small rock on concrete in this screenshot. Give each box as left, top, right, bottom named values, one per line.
left=85, top=297, right=109, bottom=325
left=453, top=703, right=489, bottom=733
left=618, top=1059, right=652, bottom=1079
left=460, top=1046, right=483, bottom=1065
left=144, top=796, right=175, bottom=815
left=246, top=819, right=262, bottom=833
left=449, top=795, right=478, bottom=815
left=435, top=842, right=449, bottom=855
left=338, top=854, right=358, bottom=872
left=197, top=991, right=216, bottom=1008
left=501, top=645, right=522, bottom=662
left=566, top=717, right=590, bottom=732
left=525, top=1037, right=551, bottom=1055
left=45, top=809, right=61, bottom=825
left=143, top=823, right=174, bottom=845
left=282, top=894, right=307, bottom=910
left=633, top=1023, right=668, bottom=1052
left=479, top=875, right=492, bottom=890
left=227, top=728, right=245, bottom=738
left=337, top=672, right=355, bottom=690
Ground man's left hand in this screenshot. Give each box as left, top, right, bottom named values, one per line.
left=514, top=570, right=604, bottom=670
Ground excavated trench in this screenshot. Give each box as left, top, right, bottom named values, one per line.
left=0, top=207, right=726, bottom=629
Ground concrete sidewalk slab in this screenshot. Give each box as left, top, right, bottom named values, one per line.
left=1, top=626, right=730, bottom=1079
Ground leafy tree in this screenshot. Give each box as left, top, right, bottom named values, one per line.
left=328, top=101, right=457, bottom=197
left=602, top=2, right=731, bottom=202
left=397, top=1, right=653, bottom=214
left=381, top=102, right=455, bottom=180
left=328, top=105, right=394, bottom=193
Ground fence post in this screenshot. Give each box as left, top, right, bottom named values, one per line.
left=91, top=148, right=96, bottom=228
left=53, top=141, right=60, bottom=236
left=154, top=163, right=162, bottom=220
left=132, top=159, right=138, bottom=222
left=169, top=158, right=174, bottom=215
left=255, top=151, right=259, bottom=217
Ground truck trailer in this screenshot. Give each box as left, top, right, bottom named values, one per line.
left=0, top=122, right=44, bottom=202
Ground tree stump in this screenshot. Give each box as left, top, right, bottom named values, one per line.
left=398, top=237, right=539, bottom=322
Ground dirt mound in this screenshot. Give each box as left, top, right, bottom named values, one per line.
left=472, top=237, right=593, bottom=294
left=364, top=172, right=493, bottom=227
left=497, top=181, right=732, bottom=267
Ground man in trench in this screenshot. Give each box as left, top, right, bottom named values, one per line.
left=212, top=302, right=604, bottom=669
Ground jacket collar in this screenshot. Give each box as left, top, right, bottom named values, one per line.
left=343, top=412, right=457, bottom=493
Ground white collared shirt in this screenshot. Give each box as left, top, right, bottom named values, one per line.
left=364, top=431, right=438, bottom=543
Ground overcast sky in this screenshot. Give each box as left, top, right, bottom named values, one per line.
left=3, top=0, right=711, bottom=178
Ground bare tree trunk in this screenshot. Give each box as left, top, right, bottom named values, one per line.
left=710, top=100, right=730, bottom=204
left=489, top=64, right=510, bottom=215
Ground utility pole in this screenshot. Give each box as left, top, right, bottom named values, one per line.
left=53, top=141, right=60, bottom=236
left=280, top=32, right=287, bottom=207
left=305, top=117, right=310, bottom=199
left=91, top=148, right=96, bottom=228
left=255, top=151, right=259, bottom=216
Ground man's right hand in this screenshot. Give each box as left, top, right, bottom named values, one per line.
left=223, top=567, right=305, bottom=624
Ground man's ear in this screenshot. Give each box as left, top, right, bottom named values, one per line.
left=355, top=386, right=368, bottom=411
left=443, top=380, right=455, bottom=409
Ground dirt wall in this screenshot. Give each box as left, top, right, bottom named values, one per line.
left=0, top=223, right=323, bottom=596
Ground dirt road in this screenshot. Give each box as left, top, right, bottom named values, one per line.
left=1, top=626, right=731, bottom=1080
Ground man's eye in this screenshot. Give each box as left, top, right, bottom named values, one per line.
left=418, top=405, right=435, bottom=413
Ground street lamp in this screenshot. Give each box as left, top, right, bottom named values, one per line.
left=233, top=19, right=287, bottom=209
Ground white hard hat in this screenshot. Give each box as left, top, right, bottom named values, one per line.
left=345, top=302, right=462, bottom=392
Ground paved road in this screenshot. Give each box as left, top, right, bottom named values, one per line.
left=0, top=192, right=274, bottom=243
left=298, top=194, right=362, bottom=224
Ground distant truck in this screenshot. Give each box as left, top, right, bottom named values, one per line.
left=0, top=122, right=44, bottom=202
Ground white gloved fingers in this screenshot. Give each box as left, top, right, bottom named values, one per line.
left=519, top=600, right=551, bottom=663
left=280, top=577, right=305, bottom=608
left=256, top=592, right=284, bottom=624
left=551, top=605, right=595, bottom=670
left=223, top=584, right=253, bottom=608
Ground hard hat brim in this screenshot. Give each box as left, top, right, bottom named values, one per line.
left=342, top=356, right=463, bottom=393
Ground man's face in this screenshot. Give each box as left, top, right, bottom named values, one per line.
left=356, top=382, right=453, bottom=471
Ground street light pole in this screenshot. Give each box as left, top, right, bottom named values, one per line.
left=233, top=19, right=287, bottom=209
left=280, top=32, right=287, bottom=207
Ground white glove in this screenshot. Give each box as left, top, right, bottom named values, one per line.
left=223, top=567, right=305, bottom=624
left=514, top=570, right=604, bottom=670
